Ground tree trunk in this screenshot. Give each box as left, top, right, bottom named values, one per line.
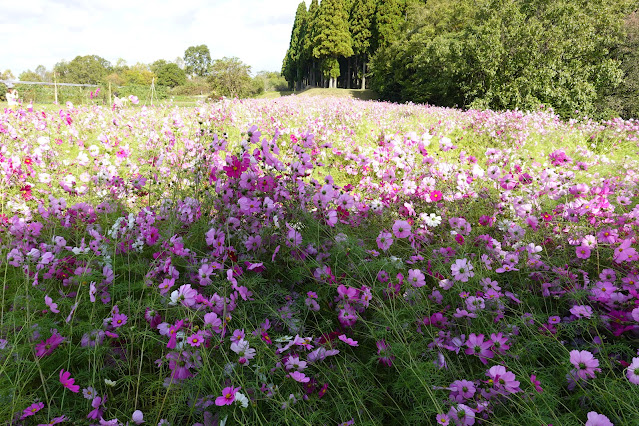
left=361, top=57, right=366, bottom=90
left=346, top=57, right=351, bottom=89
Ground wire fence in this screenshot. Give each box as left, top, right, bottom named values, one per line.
left=1, top=80, right=169, bottom=105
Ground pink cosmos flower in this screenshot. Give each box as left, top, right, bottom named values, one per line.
left=447, top=403, right=475, bottom=425
left=626, top=357, right=639, bottom=385
left=576, top=245, right=591, bottom=259
left=392, top=220, right=412, bottom=238
left=59, top=369, right=80, bottom=392
left=338, top=334, right=359, bottom=346
left=464, top=333, right=493, bottom=364
left=569, top=350, right=599, bottom=380
left=530, top=374, right=543, bottom=392
left=37, top=414, right=68, bottom=425
left=407, top=268, right=426, bottom=287
left=570, top=304, right=593, bottom=319
left=486, top=365, right=520, bottom=394
left=585, top=411, right=614, bottom=426
left=289, top=371, right=310, bottom=382
left=111, top=313, right=128, bottom=328
left=215, top=386, right=241, bottom=406
left=451, top=258, right=474, bottom=282
left=44, top=295, right=59, bottom=313
left=187, top=332, right=204, bottom=347
left=376, top=230, right=394, bottom=251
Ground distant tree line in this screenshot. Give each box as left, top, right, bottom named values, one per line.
left=281, top=0, right=639, bottom=119
left=2, top=45, right=289, bottom=102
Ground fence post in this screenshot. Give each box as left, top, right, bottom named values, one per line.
left=54, top=72, right=58, bottom=104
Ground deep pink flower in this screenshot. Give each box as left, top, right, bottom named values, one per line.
left=59, top=369, right=80, bottom=392
left=21, top=402, right=44, bottom=419
left=35, top=331, right=65, bottom=357
left=215, top=386, right=240, bottom=406
left=111, top=313, right=128, bottom=328
left=430, top=190, right=443, bottom=202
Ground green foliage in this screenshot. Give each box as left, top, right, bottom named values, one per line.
left=0, top=82, right=6, bottom=101
left=0, top=69, right=15, bottom=80
left=370, top=0, right=633, bottom=119
left=313, top=0, right=354, bottom=61
left=54, top=55, right=112, bottom=85
left=349, top=0, right=376, bottom=56
left=255, top=71, right=289, bottom=92
left=604, top=11, right=639, bottom=119
left=184, top=45, right=212, bottom=77
left=156, top=63, right=187, bottom=88
left=372, top=0, right=405, bottom=51
left=282, top=2, right=309, bottom=89
left=207, top=57, right=257, bottom=98
left=121, top=63, right=155, bottom=86
left=116, top=84, right=168, bottom=101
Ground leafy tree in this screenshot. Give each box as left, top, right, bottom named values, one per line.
left=184, top=45, right=212, bottom=77
left=156, top=63, right=187, bottom=88
left=122, top=63, right=155, bottom=86
left=312, top=0, right=353, bottom=88
left=150, top=59, right=169, bottom=75
left=605, top=10, right=639, bottom=118
left=55, top=55, right=112, bottom=85
left=19, top=70, right=42, bottom=82
left=207, top=57, right=255, bottom=98
left=371, top=0, right=633, bottom=119
left=0, top=69, right=15, bottom=80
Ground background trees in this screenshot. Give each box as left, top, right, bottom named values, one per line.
left=280, top=0, right=638, bottom=119
left=208, top=57, right=258, bottom=98
left=184, top=45, right=212, bottom=77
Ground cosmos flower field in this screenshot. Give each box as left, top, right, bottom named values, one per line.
left=1, top=96, right=639, bottom=425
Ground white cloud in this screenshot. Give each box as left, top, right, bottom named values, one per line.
left=1, top=0, right=308, bottom=76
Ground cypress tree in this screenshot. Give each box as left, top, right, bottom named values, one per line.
left=349, top=0, right=376, bottom=88
left=312, top=0, right=354, bottom=88
left=282, top=2, right=308, bottom=90
left=304, top=0, right=320, bottom=86
left=373, top=0, right=406, bottom=51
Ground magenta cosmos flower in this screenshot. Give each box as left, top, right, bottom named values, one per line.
left=569, top=350, right=599, bottom=380
left=464, top=333, right=494, bottom=364
left=59, top=369, right=80, bottom=393
left=216, top=386, right=241, bottom=406
left=35, top=331, right=65, bottom=357
left=392, top=220, right=411, bottom=238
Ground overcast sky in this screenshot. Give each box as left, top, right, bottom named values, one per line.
left=0, top=0, right=308, bottom=77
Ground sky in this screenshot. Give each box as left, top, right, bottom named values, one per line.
left=0, top=0, right=308, bottom=78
